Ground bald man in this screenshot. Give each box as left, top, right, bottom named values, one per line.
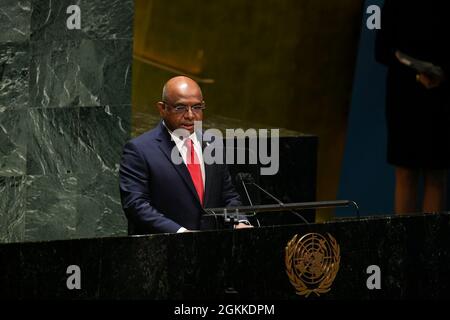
left=119, top=76, right=251, bottom=234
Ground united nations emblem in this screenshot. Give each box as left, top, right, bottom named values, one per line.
left=285, top=233, right=340, bottom=297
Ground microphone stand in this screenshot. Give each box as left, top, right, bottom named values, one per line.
left=238, top=178, right=261, bottom=227
left=248, top=181, right=310, bottom=225
left=205, top=200, right=360, bottom=220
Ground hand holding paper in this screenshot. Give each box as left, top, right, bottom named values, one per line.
left=395, top=50, right=445, bottom=88
left=395, top=50, right=444, bottom=79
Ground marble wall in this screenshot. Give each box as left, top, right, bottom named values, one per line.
left=0, top=0, right=134, bottom=243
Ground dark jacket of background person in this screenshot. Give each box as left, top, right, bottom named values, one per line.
left=375, top=0, right=450, bottom=169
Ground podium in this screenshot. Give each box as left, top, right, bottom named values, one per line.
left=0, top=213, right=449, bottom=299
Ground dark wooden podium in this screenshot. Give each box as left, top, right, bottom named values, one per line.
left=0, top=213, right=449, bottom=299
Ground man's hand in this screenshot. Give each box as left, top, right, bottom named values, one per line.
left=417, top=73, right=444, bottom=89
left=234, top=222, right=254, bottom=229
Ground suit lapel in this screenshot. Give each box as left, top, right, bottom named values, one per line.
left=156, top=122, right=202, bottom=205
left=202, top=140, right=214, bottom=206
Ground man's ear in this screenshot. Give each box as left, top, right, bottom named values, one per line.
left=156, top=102, right=165, bottom=116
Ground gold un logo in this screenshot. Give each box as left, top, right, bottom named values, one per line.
left=285, top=233, right=340, bottom=297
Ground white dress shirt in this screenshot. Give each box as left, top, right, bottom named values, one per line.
left=163, top=123, right=205, bottom=233
left=163, top=122, right=250, bottom=232
left=168, top=131, right=205, bottom=187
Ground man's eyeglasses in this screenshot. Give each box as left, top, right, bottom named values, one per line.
left=162, top=102, right=206, bottom=114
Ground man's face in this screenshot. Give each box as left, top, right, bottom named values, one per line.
left=157, top=81, right=204, bottom=134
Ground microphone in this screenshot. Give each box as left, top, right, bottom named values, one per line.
left=235, top=172, right=256, bottom=206
left=235, top=173, right=260, bottom=227
left=236, top=172, right=310, bottom=225
left=240, top=174, right=360, bottom=221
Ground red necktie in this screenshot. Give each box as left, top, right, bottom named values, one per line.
left=186, top=138, right=204, bottom=206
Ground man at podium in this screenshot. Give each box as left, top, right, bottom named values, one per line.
left=119, top=76, right=252, bottom=234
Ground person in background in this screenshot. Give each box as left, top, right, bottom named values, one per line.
left=375, top=0, right=449, bottom=214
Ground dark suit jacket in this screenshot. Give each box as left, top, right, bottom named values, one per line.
left=119, top=121, right=242, bottom=234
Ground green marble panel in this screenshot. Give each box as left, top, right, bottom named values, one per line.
left=0, top=108, right=27, bottom=176
left=31, top=0, right=133, bottom=41
left=0, top=42, right=29, bottom=109
left=30, top=40, right=132, bottom=108
left=24, top=174, right=78, bottom=241
left=0, top=176, right=27, bottom=243
left=1, top=0, right=134, bottom=243
left=0, top=0, right=31, bottom=43
left=78, top=105, right=131, bottom=174
left=76, top=172, right=127, bottom=238
left=24, top=173, right=127, bottom=242
left=26, top=107, right=79, bottom=175
left=26, top=105, right=133, bottom=175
